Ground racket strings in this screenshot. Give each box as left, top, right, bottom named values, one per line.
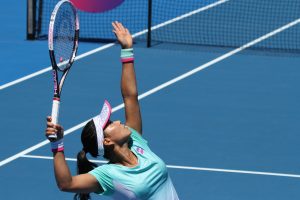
left=53, top=3, right=76, bottom=71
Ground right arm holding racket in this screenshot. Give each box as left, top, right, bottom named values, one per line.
left=45, top=21, right=138, bottom=195
left=46, top=116, right=102, bottom=193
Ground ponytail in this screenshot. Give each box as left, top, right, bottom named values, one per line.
left=74, top=150, right=98, bottom=200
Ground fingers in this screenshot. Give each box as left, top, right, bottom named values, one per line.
left=117, top=22, right=126, bottom=32
left=46, top=116, right=63, bottom=129
left=46, top=116, right=55, bottom=128
left=47, top=116, right=52, bottom=122
left=46, top=127, right=57, bottom=135
left=46, top=122, right=58, bottom=134
left=45, top=116, right=64, bottom=139
left=112, top=21, right=118, bottom=33
left=112, top=21, right=132, bottom=49
left=112, top=21, right=126, bottom=33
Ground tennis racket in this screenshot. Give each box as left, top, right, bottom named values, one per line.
left=48, top=0, right=79, bottom=139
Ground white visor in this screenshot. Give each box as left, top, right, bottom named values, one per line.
left=92, top=100, right=112, bottom=156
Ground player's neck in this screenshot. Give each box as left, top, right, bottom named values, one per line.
left=110, top=144, right=138, bottom=167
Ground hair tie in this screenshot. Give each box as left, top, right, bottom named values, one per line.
left=82, top=147, right=87, bottom=153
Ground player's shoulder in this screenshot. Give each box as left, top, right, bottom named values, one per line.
left=129, top=127, right=148, bottom=144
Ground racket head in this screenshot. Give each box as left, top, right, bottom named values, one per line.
left=48, top=0, right=79, bottom=72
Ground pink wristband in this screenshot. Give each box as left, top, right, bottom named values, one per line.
left=121, top=57, right=134, bottom=63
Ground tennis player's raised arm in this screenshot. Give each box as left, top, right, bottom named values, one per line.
left=112, top=21, right=142, bottom=134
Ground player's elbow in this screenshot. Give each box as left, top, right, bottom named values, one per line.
left=57, top=181, right=72, bottom=192
left=122, top=91, right=138, bottom=99
left=57, top=183, right=68, bottom=192
left=121, top=85, right=138, bottom=98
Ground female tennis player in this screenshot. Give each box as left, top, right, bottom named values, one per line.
left=45, top=21, right=179, bottom=200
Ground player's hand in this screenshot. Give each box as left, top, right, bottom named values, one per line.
left=45, top=116, right=64, bottom=141
left=112, top=21, right=133, bottom=49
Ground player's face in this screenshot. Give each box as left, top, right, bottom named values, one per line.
left=104, top=120, right=131, bottom=145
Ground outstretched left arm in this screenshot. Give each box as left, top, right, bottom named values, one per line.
left=112, top=21, right=142, bottom=134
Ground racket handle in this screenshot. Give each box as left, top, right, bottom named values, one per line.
left=50, top=98, right=60, bottom=139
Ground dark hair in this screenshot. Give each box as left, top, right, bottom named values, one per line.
left=74, top=120, right=98, bottom=200
left=81, top=120, right=99, bottom=157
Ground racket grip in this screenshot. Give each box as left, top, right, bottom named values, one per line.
left=50, top=98, right=60, bottom=139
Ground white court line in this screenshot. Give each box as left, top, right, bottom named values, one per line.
left=1, top=18, right=300, bottom=168
left=0, top=0, right=229, bottom=91
left=21, top=154, right=300, bottom=179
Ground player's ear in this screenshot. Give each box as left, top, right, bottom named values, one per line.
left=103, top=138, right=112, bottom=146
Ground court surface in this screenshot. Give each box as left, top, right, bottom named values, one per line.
left=1, top=0, right=300, bottom=199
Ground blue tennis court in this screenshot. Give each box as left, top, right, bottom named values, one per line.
left=1, top=0, right=300, bottom=199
